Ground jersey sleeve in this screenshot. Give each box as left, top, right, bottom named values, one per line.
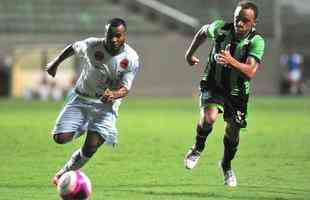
left=121, top=58, right=140, bottom=90
left=205, top=20, right=226, bottom=40
left=72, top=37, right=99, bottom=57
left=249, top=35, right=265, bottom=63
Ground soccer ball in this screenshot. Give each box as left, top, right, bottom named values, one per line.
left=57, top=170, right=92, bottom=200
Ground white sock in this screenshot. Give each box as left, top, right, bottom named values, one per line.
left=56, top=148, right=90, bottom=177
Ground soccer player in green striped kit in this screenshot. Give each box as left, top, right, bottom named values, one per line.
left=184, top=1, right=265, bottom=187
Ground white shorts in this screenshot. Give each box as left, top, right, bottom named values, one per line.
left=52, top=91, right=118, bottom=146
left=288, top=70, right=301, bottom=82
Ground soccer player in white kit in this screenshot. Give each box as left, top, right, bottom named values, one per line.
left=45, top=18, right=140, bottom=185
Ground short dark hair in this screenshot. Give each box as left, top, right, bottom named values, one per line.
left=108, top=18, right=127, bottom=31
left=239, top=1, right=258, bottom=19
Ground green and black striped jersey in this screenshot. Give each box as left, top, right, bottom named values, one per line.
left=202, top=20, right=265, bottom=100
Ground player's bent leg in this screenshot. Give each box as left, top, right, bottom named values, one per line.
left=222, top=123, right=240, bottom=171
left=203, top=106, right=219, bottom=125
left=53, top=148, right=86, bottom=186
left=82, top=131, right=105, bottom=158
left=194, top=122, right=213, bottom=152
left=184, top=122, right=212, bottom=170
left=53, top=131, right=105, bottom=186
left=219, top=123, right=240, bottom=187
left=184, top=107, right=218, bottom=170
left=52, top=95, right=87, bottom=144
left=53, top=132, right=75, bottom=144
left=194, top=106, right=219, bottom=152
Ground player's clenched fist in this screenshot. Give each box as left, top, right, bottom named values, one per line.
left=100, top=89, right=115, bottom=103
left=185, top=54, right=200, bottom=66
left=45, top=60, right=59, bottom=77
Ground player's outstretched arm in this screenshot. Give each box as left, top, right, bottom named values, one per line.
left=185, top=25, right=209, bottom=66
left=45, top=44, right=74, bottom=77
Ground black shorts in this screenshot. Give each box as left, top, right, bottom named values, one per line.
left=200, top=89, right=248, bottom=128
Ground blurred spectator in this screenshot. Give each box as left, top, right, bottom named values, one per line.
left=37, top=77, right=51, bottom=101
left=24, top=75, right=66, bottom=101
left=0, top=55, right=12, bottom=97
left=280, top=48, right=304, bottom=95
left=50, top=81, right=63, bottom=101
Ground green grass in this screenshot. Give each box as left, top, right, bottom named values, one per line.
left=0, top=96, right=310, bottom=200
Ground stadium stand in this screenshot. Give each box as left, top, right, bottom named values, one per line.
left=0, top=0, right=308, bottom=96
left=0, top=0, right=161, bottom=34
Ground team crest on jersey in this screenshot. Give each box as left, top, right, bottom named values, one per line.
left=120, top=58, right=129, bottom=69
left=94, top=51, right=104, bottom=61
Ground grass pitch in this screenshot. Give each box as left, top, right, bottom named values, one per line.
left=0, top=96, right=309, bottom=200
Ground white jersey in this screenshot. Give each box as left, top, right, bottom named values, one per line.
left=72, top=37, right=139, bottom=112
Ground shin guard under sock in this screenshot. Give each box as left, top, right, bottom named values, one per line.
left=195, top=123, right=213, bottom=152
left=222, top=135, right=239, bottom=170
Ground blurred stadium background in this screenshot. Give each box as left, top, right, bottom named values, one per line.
left=0, top=0, right=309, bottom=99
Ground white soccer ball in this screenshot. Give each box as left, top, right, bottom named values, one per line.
left=57, top=170, right=92, bottom=200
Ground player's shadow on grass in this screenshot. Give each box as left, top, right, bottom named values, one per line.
left=102, top=183, right=309, bottom=199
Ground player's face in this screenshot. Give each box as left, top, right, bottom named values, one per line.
left=106, top=25, right=127, bottom=51
left=233, top=6, right=256, bottom=37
